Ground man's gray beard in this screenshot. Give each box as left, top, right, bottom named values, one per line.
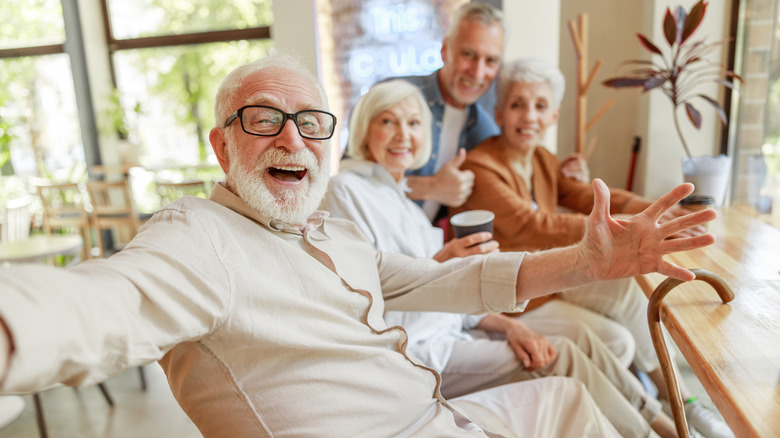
left=228, top=147, right=328, bottom=226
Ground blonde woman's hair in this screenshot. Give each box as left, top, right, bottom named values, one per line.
left=346, top=80, right=432, bottom=170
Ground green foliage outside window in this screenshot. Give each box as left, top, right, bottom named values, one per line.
left=113, top=0, right=273, bottom=164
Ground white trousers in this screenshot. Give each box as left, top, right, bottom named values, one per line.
left=450, top=377, right=622, bottom=438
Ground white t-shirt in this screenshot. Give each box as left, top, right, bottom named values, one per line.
left=423, top=103, right=469, bottom=221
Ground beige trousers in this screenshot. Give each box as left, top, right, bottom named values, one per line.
left=555, top=277, right=663, bottom=372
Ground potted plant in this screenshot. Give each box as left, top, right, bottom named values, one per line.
left=105, top=88, right=143, bottom=166
left=603, top=0, right=742, bottom=205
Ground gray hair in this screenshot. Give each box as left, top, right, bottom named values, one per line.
left=213, top=51, right=329, bottom=127
left=346, top=80, right=432, bottom=170
left=447, top=2, right=506, bottom=41
left=497, top=57, right=566, bottom=110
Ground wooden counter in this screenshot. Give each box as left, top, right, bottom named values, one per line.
left=635, top=207, right=780, bottom=438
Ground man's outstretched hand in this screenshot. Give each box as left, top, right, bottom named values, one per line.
left=578, top=179, right=717, bottom=282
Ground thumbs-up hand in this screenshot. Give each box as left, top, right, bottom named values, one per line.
left=430, top=148, right=475, bottom=207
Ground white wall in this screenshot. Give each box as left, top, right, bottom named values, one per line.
left=272, top=0, right=321, bottom=77
left=503, top=0, right=561, bottom=152
left=558, top=0, right=729, bottom=198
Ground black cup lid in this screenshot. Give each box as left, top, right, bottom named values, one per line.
left=680, top=195, right=714, bottom=205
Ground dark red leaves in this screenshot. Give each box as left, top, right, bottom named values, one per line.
left=663, top=8, right=677, bottom=46
left=697, top=94, right=728, bottom=124
left=603, top=77, right=648, bottom=88
left=643, top=76, right=667, bottom=91
left=685, top=102, right=703, bottom=129
left=638, top=33, right=663, bottom=55
left=681, top=1, right=708, bottom=44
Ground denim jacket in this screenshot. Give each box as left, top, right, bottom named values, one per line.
left=396, top=70, right=500, bottom=178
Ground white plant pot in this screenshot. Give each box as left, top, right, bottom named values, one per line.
left=681, top=154, right=732, bottom=207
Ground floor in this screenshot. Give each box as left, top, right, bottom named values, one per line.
left=0, top=365, right=200, bottom=438
left=0, top=351, right=725, bottom=438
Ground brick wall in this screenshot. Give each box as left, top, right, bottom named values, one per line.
left=733, top=0, right=778, bottom=208
left=316, top=0, right=467, bottom=173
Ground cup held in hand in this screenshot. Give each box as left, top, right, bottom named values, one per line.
left=679, top=195, right=714, bottom=211
left=450, top=210, right=495, bottom=238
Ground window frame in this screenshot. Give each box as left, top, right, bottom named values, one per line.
left=0, top=0, right=273, bottom=176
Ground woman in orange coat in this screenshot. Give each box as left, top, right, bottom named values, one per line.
left=451, top=58, right=732, bottom=438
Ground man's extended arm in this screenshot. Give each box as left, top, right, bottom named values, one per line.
left=0, top=206, right=231, bottom=392
left=0, top=318, right=11, bottom=385
left=515, top=179, right=716, bottom=303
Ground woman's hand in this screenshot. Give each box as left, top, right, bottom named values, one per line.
left=433, top=232, right=499, bottom=262
left=560, top=153, right=590, bottom=182
left=475, top=314, right=556, bottom=371
left=504, top=319, right=557, bottom=371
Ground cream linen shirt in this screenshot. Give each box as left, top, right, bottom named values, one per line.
left=323, top=159, right=489, bottom=373
left=0, top=183, right=526, bottom=437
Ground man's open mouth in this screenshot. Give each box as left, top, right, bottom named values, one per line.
left=267, top=165, right=308, bottom=182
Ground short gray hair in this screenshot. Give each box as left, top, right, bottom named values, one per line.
left=447, top=2, right=506, bottom=41
left=213, top=51, right=329, bottom=127
left=497, top=57, right=566, bottom=110
left=346, top=80, right=432, bottom=170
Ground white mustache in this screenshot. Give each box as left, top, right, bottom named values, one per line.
left=256, top=148, right=319, bottom=173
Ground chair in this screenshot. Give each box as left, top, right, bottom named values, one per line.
left=86, top=180, right=144, bottom=257
left=90, top=164, right=136, bottom=178
left=29, top=382, right=114, bottom=438
left=155, top=180, right=208, bottom=207
left=0, top=196, right=33, bottom=243
left=35, top=183, right=93, bottom=260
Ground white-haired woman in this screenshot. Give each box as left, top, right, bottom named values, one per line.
left=452, top=57, right=733, bottom=438
left=322, top=79, right=684, bottom=438
left=323, top=78, right=496, bottom=260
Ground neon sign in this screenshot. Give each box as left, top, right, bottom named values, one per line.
left=347, top=2, right=443, bottom=83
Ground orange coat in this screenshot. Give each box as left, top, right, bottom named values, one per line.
left=451, top=136, right=639, bottom=252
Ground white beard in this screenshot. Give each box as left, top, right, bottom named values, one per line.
left=228, top=146, right=328, bottom=227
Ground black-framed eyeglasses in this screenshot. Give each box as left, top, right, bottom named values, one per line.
left=223, top=105, right=337, bottom=140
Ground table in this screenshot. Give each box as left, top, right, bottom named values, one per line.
left=635, top=207, right=780, bottom=438
left=0, top=234, right=84, bottom=265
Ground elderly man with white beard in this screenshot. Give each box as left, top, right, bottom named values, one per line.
left=0, top=53, right=716, bottom=438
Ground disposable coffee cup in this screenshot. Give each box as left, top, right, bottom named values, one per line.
left=450, top=210, right=495, bottom=239
left=679, top=195, right=714, bottom=232
left=679, top=195, right=714, bottom=211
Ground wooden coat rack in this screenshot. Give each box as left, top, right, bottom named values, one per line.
left=567, top=14, right=614, bottom=160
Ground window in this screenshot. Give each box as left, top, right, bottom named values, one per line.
left=0, top=0, right=84, bottom=182
left=1, top=0, right=273, bottom=212
left=104, top=0, right=273, bottom=168
left=730, top=0, right=780, bottom=227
